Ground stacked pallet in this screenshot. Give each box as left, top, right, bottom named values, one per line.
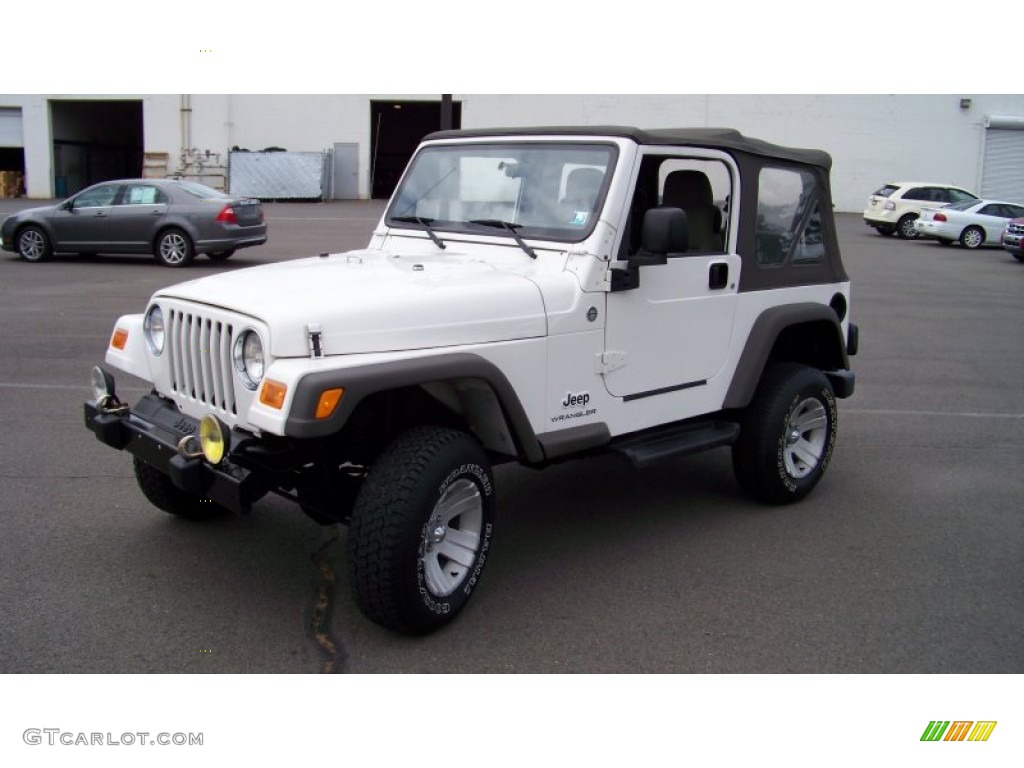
left=0, top=171, right=24, bottom=198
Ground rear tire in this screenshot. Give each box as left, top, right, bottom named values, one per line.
left=16, top=225, right=52, bottom=262
left=155, top=228, right=195, bottom=267
left=347, top=426, right=495, bottom=634
left=732, top=364, right=838, bottom=505
left=959, top=226, right=985, bottom=249
left=897, top=214, right=919, bottom=239
left=133, top=457, right=228, bottom=520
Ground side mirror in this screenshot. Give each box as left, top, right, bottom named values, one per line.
left=61, top=199, right=75, bottom=211
left=630, top=206, right=688, bottom=266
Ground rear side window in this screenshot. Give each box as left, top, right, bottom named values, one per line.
left=901, top=187, right=930, bottom=201
left=756, top=167, right=825, bottom=267
left=873, top=184, right=899, bottom=197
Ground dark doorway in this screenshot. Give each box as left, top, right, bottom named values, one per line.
left=50, top=100, right=143, bottom=196
left=370, top=100, right=462, bottom=199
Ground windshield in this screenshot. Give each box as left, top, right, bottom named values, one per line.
left=386, top=142, right=618, bottom=242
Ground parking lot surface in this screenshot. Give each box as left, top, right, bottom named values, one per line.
left=1, top=202, right=1021, bottom=673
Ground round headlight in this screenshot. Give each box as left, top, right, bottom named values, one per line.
left=233, top=330, right=264, bottom=390
left=199, top=414, right=228, bottom=465
left=144, top=305, right=165, bottom=355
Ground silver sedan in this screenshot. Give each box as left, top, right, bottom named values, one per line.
left=913, top=199, right=1024, bottom=249
left=1, top=179, right=267, bottom=267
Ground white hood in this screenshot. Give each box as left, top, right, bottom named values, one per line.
left=154, top=249, right=547, bottom=357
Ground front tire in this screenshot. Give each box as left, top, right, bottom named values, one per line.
left=897, top=214, right=919, bottom=239
left=732, top=364, right=838, bottom=505
left=16, top=225, right=52, bottom=262
left=155, top=228, right=195, bottom=267
left=347, top=426, right=495, bottom=634
left=133, top=457, right=228, bottom=520
left=959, top=226, right=985, bottom=249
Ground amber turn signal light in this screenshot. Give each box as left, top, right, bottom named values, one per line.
left=111, top=328, right=128, bottom=350
left=259, top=380, right=287, bottom=409
left=315, top=388, right=344, bottom=420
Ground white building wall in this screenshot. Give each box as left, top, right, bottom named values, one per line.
left=6, top=94, right=1024, bottom=207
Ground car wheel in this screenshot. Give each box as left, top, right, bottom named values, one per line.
left=206, top=249, right=236, bottom=261
left=347, top=426, right=495, bottom=634
left=732, top=363, right=838, bottom=505
left=897, top=214, right=919, bottom=239
left=1012, top=252, right=1024, bottom=263
left=874, top=227, right=894, bottom=237
left=16, top=225, right=52, bottom=262
left=155, top=228, right=195, bottom=267
left=959, top=226, right=985, bottom=249
left=133, top=457, right=228, bottom=520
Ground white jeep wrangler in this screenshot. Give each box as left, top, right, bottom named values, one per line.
left=85, top=127, right=858, bottom=634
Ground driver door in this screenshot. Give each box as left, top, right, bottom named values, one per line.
left=604, top=150, right=740, bottom=402
left=50, top=183, right=121, bottom=250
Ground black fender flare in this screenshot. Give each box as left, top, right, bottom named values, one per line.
left=284, top=353, right=545, bottom=463
left=723, top=303, right=849, bottom=409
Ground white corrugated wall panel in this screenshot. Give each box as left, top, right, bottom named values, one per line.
left=0, top=107, right=24, bottom=147
left=982, top=127, right=1024, bottom=203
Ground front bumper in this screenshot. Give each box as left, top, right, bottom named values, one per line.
left=1002, top=232, right=1024, bottom=254
left=84, top=393, right=262, bottom=514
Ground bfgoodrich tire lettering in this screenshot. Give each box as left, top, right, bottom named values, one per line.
left=346, top=426, right=495, bottom=634
left=732, top=364, right=837, bottom=504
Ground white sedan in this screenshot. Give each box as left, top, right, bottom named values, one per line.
left=913, top=199, right=1024, bottom=249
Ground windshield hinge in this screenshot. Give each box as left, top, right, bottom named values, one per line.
left=596, top=351, right=627, bottom=375
left=308, top=323, right=324, bottom=359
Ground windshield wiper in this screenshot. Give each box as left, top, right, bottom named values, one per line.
left=391, top=215, right=446, bottom=250
left=468, top=219, right=537, bottom=259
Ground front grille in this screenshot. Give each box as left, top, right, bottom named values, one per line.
left=167, top=309, right=237, bottom=415
left=1006, top=222, right=1024, bottom=236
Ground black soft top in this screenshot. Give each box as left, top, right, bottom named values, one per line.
left=424, top=126, right=831, bottom=170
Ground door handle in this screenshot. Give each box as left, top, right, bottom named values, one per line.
left=709, top=262, right=729, bottom=290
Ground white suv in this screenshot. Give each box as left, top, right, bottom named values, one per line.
left=863, top=182, right=978, bottom=239
left=85, top=127, right=858, bottom=634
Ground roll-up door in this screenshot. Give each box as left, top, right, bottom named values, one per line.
left=982, top=116, right=1024, bottom=203
left=0, top=107, right=24, bottom=147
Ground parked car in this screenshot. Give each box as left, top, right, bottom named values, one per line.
left=862, top=181, right=978, bottom=239
left=913, top=199, right=1024, bottom=249
left=1, top=179, right=267, bottom=267
left=1001, top=218, right=1024, bottom=261
left=85, top=126, right=857, bottom=635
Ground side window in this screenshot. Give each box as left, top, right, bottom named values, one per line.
left=622, top=155, right=733, bottom=256
left=73, top=184, right=119, bottom=208
left=756, top=167, right=825, bottom=267
left=902, top=187, right=928, bottom=202
left=978, top=204, right=1002, bottom=217
left=121, top=184, right=166, bottom=205
left=947, top=188, right=977, bottom=204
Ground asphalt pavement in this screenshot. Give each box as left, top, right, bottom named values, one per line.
left=0, top=202, right=1021, bottom=673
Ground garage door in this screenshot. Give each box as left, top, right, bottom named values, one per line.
left=982, top=116, right=1024, bottom=203
left=0, top=107, right=24, bottom=147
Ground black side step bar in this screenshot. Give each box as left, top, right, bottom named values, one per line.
left=610, top=421, right=740, bottom=469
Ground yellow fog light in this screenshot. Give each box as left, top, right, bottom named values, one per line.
left=199, top=414, right=228, bottom=465
left=259, top=379, right=287, bottom=409
left=315, top=388, right=344, bottom=419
